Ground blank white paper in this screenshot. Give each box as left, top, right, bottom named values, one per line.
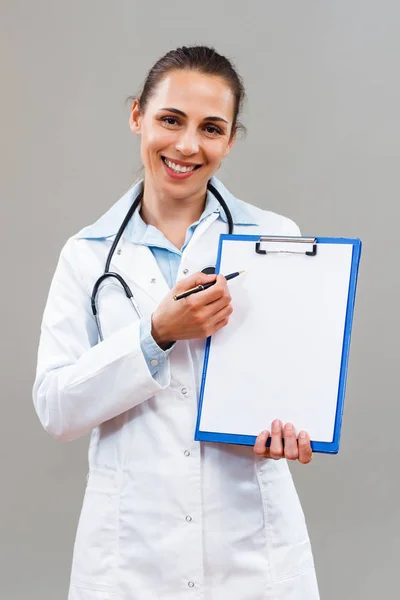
left=198, top=239, right=354, bottom=442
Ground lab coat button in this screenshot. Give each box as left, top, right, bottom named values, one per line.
left=150, top=359, right=158, bottom=366
left=188, top=581, right=195, bottom=588
left=181, top=388, right=187, bottom=395
left=183, top=268, right=189, bottom=274
left=185, top=515, right=192, bottom=522
left=150, top=278, right=156, bottom=283
left=184, top=450, right=190, bottom=457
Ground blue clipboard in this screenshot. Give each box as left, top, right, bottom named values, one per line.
left=195, top=235, right=362, bottom=454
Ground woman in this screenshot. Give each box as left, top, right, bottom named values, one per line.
left=33, top=46, right=319, bottom=600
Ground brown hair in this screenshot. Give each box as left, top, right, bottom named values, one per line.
left=129, top=45, right=247, bottom=139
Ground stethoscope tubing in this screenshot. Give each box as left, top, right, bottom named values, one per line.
left=91, top=180, right=233, bottom=341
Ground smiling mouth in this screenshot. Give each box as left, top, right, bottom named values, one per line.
left=161, top=156, right=202, bottom=174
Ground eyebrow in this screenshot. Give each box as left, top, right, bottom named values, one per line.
left=159, top=107, right=228, bottom=125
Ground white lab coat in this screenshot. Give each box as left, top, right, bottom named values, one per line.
left=33, top=177, right=319, bottom=600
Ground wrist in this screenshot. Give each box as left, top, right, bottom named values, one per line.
left=151, top=313, right=174, bottom=351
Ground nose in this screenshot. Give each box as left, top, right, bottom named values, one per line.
left=174, top=127, right=199, bottom=156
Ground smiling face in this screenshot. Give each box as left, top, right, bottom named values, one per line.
left=129, top=69, right=237, bottom=200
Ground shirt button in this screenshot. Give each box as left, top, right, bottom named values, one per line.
left=188, top=581, right=195, bottom=588
left=183, top=268, right=189, bottom=275
left=181, top=388, right=187, bottom=395
left=150, top=359, right=158, bottom=367
left=184, top=450, right=190, bottom=457
left=185, top=515, right=192, bottom=522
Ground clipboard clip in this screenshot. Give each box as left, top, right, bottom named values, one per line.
left=255, top=236, right=317, bottom=256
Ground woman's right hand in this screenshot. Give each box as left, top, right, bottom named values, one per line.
left=151, top=272, right=233, bottom=350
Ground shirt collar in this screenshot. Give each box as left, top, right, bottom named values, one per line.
left=126, top=183, right=224, bottom=248
left=76, top=176, right=258, bottom=241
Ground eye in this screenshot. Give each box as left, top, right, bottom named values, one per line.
left=204, top=124, right=223, bottom=135
left=160, top=116, right=179, bottom=126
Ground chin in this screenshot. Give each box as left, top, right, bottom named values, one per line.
left=164, top=182, right=201, bottom=197
left=161, top=173, right=210, bottom=192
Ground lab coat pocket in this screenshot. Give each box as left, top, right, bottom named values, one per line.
left=256, top=460, right=314, bottom=583
left=70, top=471, right=119, bottom=592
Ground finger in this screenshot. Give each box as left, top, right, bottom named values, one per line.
left=186, top=281, right=232, bottom=314
left=206, top=294, right=232, bottom=317
left=197, top=274, right=229, bottom=305
left=269, top=419, right=283, bottom=459
left=178, top=275, right=225, bottom=309
left=283, top=423, right=299, bottom=461
left=212, top=315, right=230, bottom=335
left=253, top=430, right=270, bottom=456
left=209, top=301, right=233, bottom=325
left=298, top=431, right=313, bottom=464
left=174, top=271, right=216, bottom=293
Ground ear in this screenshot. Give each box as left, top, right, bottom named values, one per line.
left=129, top=98, right=142, bottom=135
left=224, top=125, right=237, bottom=157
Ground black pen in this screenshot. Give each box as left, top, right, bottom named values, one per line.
left=173, top=271, right=245, bottom=301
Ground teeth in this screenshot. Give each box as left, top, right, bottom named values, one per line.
left=164, top=158, right=196, bottom=173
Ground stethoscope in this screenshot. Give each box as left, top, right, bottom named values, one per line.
left=91, top=180, right=234, bottom=341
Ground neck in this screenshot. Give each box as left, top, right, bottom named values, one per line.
left=139, top=177, right=208, bottom=248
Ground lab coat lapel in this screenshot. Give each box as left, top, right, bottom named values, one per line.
left=179, top=213, right=226, bottom=278
left=107, top=239, right=170, bottom=306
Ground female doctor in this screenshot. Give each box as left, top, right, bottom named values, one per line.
left=33, top=46, right=320, bottom=600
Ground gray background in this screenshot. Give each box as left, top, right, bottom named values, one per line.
left=1, top=0, right=398, bottom=598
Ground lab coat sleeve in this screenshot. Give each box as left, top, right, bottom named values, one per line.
left=32, top=237, right=171, bottom=442
left=140, top=316, right=175, bottom=376
left=282, top=217, right=301, bottom=237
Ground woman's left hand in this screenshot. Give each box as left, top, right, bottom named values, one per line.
left=253, top=420, right=313, bottom=464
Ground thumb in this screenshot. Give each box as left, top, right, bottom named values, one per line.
left=174, top=271, right=216, bottom=293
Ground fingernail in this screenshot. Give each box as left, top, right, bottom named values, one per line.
left=272, top=419, right=281, bottom=431
left=285, top=423, right=294, bottom=431
left=299, top=431, right=307, bottom=439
